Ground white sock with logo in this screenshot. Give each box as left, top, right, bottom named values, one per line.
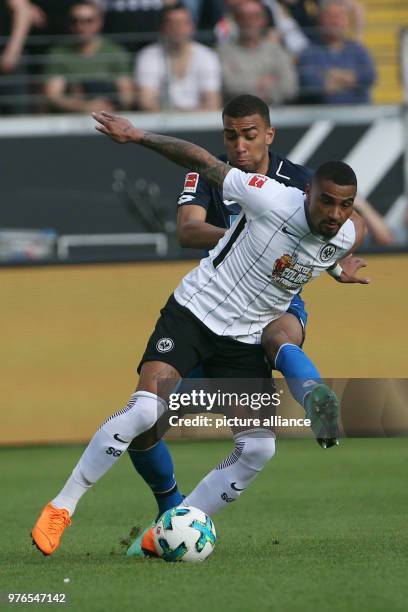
left=184, top=429, right=275, bottom=516
left=52, top=391, right=167, bottom=515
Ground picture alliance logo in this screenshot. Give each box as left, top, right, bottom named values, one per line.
left=156, top=337, right=174, bottom=353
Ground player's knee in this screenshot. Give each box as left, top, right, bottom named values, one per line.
left=262, top=316, right=303, bottom=364
left=101, top=391, right=167, bottom=439
left=129, top=391, right=167, bottom=434
left=236, top=430, right=276, bottom=472
left=262, top=327, right=289, bottom=363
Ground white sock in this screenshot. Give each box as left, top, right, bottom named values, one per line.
left=184, top=429, right=275, bottom=516
left=52, top=391, right=167, bottom=515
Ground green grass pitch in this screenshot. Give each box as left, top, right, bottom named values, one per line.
left=1, top=439, right=407, bottom=612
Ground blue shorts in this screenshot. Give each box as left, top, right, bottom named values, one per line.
left=185, top=294, right=308, bottom=378
left=286, top=292, right=308, bottom=332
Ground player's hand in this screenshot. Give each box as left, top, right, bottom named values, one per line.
left=336, top=254, right=370, bottom=284
left=92, top=111, right=143, bottom=144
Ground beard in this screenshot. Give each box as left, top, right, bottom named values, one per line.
left=319, top=226, right=340, bottom=239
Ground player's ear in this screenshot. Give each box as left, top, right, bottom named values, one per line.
left=266, top=126, right=275, bottom=146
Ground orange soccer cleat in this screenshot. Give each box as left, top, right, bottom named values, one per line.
left=31, top=502, right=71, bottom=555
left=141, top=526, right=159, bottom=558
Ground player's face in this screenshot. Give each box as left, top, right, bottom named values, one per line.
left=307, top=178, right=355, bottom=238
left=223, top=114, right=275, bottom=174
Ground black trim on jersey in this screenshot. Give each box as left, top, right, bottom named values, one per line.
left=212, top=215, right=247, bottom=269
left=214, top=207, right=302, bottom=334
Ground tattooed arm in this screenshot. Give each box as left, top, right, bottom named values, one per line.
left=92, top=111, right=230, bottom=188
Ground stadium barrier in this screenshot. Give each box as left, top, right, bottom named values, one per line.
left=0, top=104, right=406, bottom=265
left=57, top=232, right=168, bottom=259
left=1, top=255, right=407, bottom=445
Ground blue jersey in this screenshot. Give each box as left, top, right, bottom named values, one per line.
left=177, top=151, right=313, bottom=230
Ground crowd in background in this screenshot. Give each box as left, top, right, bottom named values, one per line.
left=0, top=0, right=377, bottom=114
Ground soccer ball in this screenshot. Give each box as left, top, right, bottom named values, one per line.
left=153, top=505, right=216, bottom=562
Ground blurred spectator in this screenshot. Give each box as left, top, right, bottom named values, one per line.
left=216, top=0, right=260, bottom=45
left=103, top=0, right=178, bottom=53
left=0, top=0, right=32, bottom=113
left=218, top=0, right=298, bottom=105
left=276, top=0, right=365, bottom=42
left=134, top=3, right=222, bottom=111
left=216, top=0, right=308, bottom=56
left=44, top=0, right=133, bottom=113
left=298, top=0, right=375, bottom=104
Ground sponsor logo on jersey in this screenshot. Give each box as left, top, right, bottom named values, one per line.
left=156, top=337, right=174, bottom=353
left=183, top=172, right=199, bottom=193
left=271, top=254, right=312, bottom=289
left=248, top=174, right=268, bottom=189
left=281, top=226, right=299, bottom=237
left=319, top=243, right=337, bottom=262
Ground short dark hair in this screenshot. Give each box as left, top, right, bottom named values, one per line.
left=161, top=2, right=190, bottom=24
left=314, top=160, right=357, bottom=187
left=69, top=0, right=102, bottom=14
left=222, top=95, right=271, bottom=126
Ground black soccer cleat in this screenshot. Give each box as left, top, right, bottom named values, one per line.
left=304, top=384, right=340, bottom=449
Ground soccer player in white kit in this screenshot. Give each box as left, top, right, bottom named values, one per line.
left=32, top=112, right=367, bottom=556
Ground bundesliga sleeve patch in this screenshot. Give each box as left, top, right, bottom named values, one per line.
left=248, top=174, right=268, bottom=188
left=183, top=172, right=199, bottom=193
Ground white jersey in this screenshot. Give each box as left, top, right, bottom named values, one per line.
left=174, top=168, right=356, bottom=344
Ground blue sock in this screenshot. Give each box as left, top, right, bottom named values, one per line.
left=128, top=440, right=183, bottom=520
left=275, top=343, right=321, bottom=407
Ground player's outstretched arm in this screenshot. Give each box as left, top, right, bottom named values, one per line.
left=92, top=111, right=230, bottom=189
